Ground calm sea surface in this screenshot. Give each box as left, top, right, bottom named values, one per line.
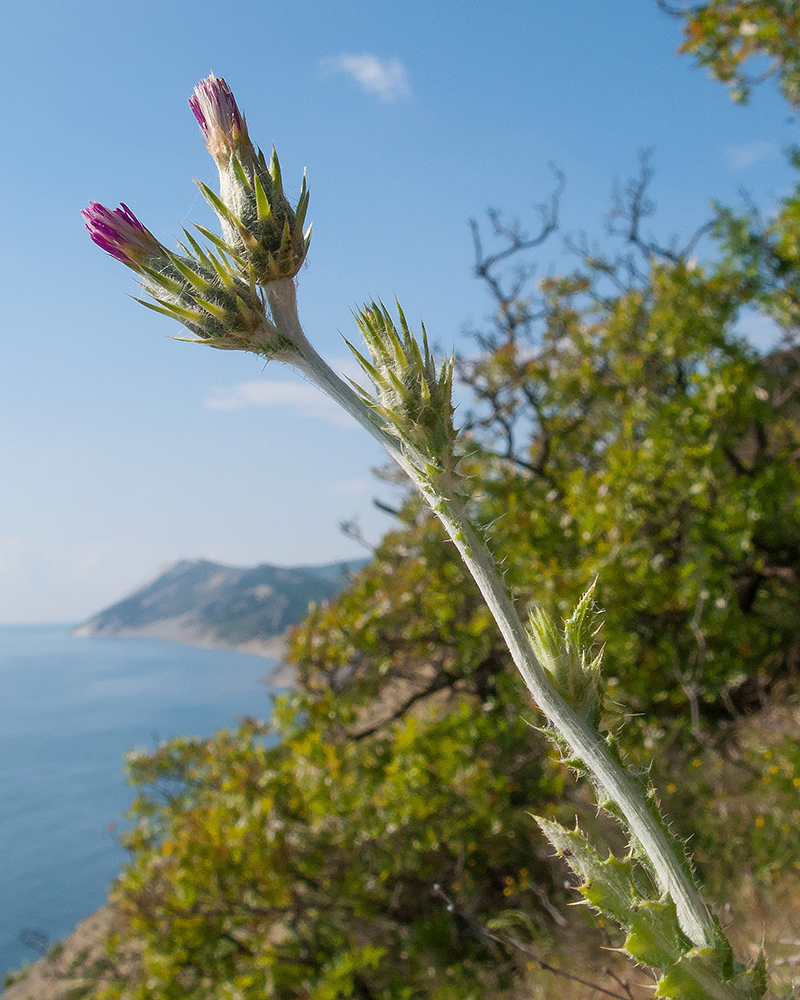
left=0, top=624, right=279, bottom=979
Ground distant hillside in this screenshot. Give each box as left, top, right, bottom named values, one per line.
left=73, top=558, right=364, bottom=658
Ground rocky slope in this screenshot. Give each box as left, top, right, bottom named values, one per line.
left=1, top=907, right=131, bottom=1000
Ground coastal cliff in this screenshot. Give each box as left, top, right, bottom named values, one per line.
left=1, top=558, right=365, bottom=997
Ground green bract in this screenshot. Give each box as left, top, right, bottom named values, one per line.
left=136, top=239, right=273, bottom=352
left=197, top=147, right=311, bottom=284
left=346, top=302, right=459, bottom=489
left=528, top=582, right=604, bottom=727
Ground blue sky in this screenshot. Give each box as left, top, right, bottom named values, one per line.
left=0, top=0, right=795, bottom=622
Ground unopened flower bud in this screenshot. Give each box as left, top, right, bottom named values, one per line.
left=527, top=582, right=604, bottom=725
left=190, top=73, right=311, bottom=284
left=349, top=302, right=459, bottom=488
left=82, top=201, right=288, bottom=356
left=82, top=202, right=166, bottom=268
left=189, top=73, right=253, bottom=164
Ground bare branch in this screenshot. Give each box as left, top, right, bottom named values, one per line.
left=654, top=0, right=705, bottom=18
left=339, top=516, right=376, bottom=553
left=350, top=672, right=457, bottom=740
left=470, top=165, right=565, bottom=311
left=431, top=884, right=632, bottom=1000
left=607, top=151, right=713, bottom=264
left=372, top=496, right=404, bottom=518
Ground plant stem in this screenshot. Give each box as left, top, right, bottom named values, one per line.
left=430, top=503, right=717, bottom=950
left=267, top=279, right=717, bottom=950
left=265, top=280, right=412, bottom=461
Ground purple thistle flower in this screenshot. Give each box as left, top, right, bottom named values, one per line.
left=82, top=202, right=164, bottom=269
left=189, top=73, right=251, bottom=161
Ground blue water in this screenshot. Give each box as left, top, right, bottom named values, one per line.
left=0, top=625, right=279, bottom=979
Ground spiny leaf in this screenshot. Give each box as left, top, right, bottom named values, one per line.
left=134, top=297, right=204, bottom=326
left=656, top=948, right=765, bottom=1000
left=233, top=220, right=261, bottom=253
left=205, top=250, right=237, bottom=289
left=624, top=899, right=688, bottom=968
left=139, top=266, right=184, bottom=297
left=179, top=230, right=214, bottom=269
left=342, top=339, right=380, bottom=385
left=193, top=224, right=245, bottom=264
left=169, top=256, right=214, bottom=291
left=253, top=171, right=272, bottom=221
left=197, top=181, right=240, bottom=229
left=234, top=290, right=262, bottom=325
left=270, top=147, right=284, bottom=199
left=194, top=297, right=232, bottom=323
left=534, top=817, right=765, bottom=1000
left=279, top=218, right=292, bottom=257
left=231, top=155, right=252, bottom=193
left=294, top=180, right=309, bottom=232
left=535, top=817, right=636, bottom=921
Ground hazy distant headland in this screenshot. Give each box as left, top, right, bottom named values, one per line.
left=73, top=557, right=365, bottom=663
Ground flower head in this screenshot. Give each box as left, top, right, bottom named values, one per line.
left=81, top=202, right=165, bottom=269
left=82, top=201, right=280, bottom=353
left=349, top=302, right=458, bottom=486
left=189, top=73, right=253, bottom=163
left=190, top=74, right=311, bottom=283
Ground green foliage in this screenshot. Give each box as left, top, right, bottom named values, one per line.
left=715, top=148, right=800, bottom=332
left=462, top=249, right=800, bottom=727
left=659, top=0, right=800, bottom=106
left=105, top=602, right=572, bottom=1000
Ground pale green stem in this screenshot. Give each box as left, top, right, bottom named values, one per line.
left=265, top=280, right=404, bottom=455
left=265, top=278, right=718, bottom=950
left=427, top=506, right=718, bottom=950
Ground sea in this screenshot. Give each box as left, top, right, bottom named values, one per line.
left=0, top=624, right=281, bottom=980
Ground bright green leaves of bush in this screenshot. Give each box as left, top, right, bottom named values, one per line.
left=110, top=680, right=568, bottom=999
left=666, top=1, right=800, bottom=107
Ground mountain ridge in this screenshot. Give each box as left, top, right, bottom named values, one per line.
left=73, top=557, right=365, bottom=661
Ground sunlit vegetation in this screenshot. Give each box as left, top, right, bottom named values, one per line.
left=48, top=5, right=800, bottom=998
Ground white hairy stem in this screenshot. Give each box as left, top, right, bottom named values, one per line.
left=266, top=278, right=718, bottom=950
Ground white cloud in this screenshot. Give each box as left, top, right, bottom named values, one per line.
left=321, top=53, right=412, bottom=102
left=331, top=478, right=372, bottom=495
left=725, top=141, right=778, bottom=169
left=204, top=380, right=358, bottom=428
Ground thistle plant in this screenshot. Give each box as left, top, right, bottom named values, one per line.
left=84, top=75, right=771, bottom=1000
